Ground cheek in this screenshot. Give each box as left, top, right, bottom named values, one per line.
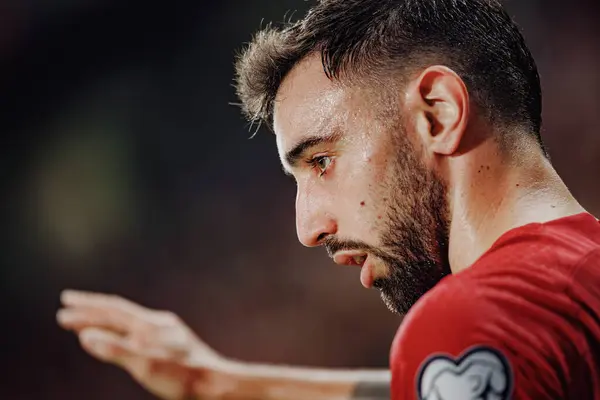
left=358, top=162, right=401, bottom=231
left=357, top=199, right=383, bottom=236
left=337, top=158, right=387, bottom=230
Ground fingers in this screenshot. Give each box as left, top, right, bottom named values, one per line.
left=78, top=328, right=195, bottom=400
left=58, top=289, right=198, bottom=366
left=79, top=327, right=175, bottom=365
left=58, top=289, right=151, bottom=333
left=79, top=327, right=155, bottom=381
left=57, top=306, right=138, bottom=334
left=61, top=290, right=148, bottom=315
left=79, top=327, right=132, bottom=363
left=59, top=311, right=188, bottom=358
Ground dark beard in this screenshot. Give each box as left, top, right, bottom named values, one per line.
left=323, top=171, right=451, bottom=315
left=324, top=134, right=451, bottom=314
left=374, top=141, right=452, bottom=314
left=362, top=187, right=450, bottom=313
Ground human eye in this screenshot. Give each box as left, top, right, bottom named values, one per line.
left=309, top=155, right=333, bottom=177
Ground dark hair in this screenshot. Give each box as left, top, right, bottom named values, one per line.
left=235, top=0, right=543, bottom=146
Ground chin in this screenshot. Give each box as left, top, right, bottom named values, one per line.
left=379, top=291, right=405, bottom=315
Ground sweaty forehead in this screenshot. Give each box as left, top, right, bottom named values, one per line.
left=273, top=55, right=346, bottom=149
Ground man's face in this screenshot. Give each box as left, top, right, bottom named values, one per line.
left=273, top=55, right=451, bottom=314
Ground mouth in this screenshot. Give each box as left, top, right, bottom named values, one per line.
left=332, top=251, right=368, bottom=267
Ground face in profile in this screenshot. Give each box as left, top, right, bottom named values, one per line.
left=274, top=55, right=452, bottom=314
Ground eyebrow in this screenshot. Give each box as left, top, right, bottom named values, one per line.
left=283, top=131, right=342, bottom=173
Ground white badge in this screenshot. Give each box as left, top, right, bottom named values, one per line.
left=417, top=346, right=513, bottom=400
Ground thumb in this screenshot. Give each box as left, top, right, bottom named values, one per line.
left=79, top=328, right=192, bottom=399
left=79, top=328, right=134, bottom=366
left=79, top=328, right=160, bottom=385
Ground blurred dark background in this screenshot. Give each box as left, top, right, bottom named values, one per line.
left=0, top=0, right=598, bottom=398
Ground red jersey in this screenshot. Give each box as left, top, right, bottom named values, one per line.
left=390, top=213, right=600, bottom=400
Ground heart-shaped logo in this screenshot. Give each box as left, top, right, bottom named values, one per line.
left=417, top=346, right=513, bottom=400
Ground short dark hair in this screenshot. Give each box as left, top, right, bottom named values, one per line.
left=235, top=0, right=543, bottom=146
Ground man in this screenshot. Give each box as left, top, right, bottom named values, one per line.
left=57, top=0, right=600, bottom=399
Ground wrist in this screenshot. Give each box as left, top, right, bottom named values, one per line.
left=184, top=358, right=259, bottom=400
left=189, top=361, right=355, bottom=400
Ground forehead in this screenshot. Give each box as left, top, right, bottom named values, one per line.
left=273, top=55, right=346, bottom=150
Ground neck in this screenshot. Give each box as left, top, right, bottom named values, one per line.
left=447, top=138, right=587, bottom=274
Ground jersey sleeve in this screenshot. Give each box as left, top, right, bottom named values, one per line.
left=389, top=278, right=570, bottom=400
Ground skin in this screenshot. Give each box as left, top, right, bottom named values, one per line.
left=57, top=53, right=587, bottom=399
left=275, top=56, right=452, bottom=314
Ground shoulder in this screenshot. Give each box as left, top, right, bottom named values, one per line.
left=388, top=215, right=600, bottom=399
left=389, top=279, right=518, bottom=399
left=389, top=271, right=577, bottom=400
left=399, top=213, right=600, bottom=342
left=391, top=275, right=503, bottom=366
left=482, top=213, right=600, bottom=273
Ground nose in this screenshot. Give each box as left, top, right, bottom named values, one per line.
left=295, top=186, right=337, bottom=247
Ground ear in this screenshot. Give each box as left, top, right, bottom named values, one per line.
left=405, top=66, right=470, bottom=155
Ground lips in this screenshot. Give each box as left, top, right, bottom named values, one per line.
left=333, top=251, right=367, bottom=267
left=332, top=251, right=374, bottom=288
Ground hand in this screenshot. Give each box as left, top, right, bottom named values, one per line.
left=57, top=290, right=235, bottom=400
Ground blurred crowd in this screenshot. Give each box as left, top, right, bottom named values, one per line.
left=0, top=1, right=598, bottom=398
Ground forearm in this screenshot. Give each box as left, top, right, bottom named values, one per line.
left=199, top=363, right=391, bottom=400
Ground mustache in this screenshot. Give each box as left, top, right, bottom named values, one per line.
left=324, top=236, right=379, bottom=259
left=324, top=236, right=406, bottom=269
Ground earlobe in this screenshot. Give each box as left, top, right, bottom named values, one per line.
left=408, top=66, right=470, bottom=156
